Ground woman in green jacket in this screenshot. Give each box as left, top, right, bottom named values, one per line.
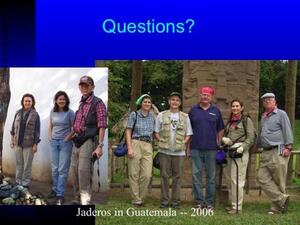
left=221, top=99, right=256, bottom=214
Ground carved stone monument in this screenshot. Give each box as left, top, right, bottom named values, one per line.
left=182, top=60, right=260, bottom=189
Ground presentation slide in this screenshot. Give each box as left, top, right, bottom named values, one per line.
left=0, top=1, right=300, bottom=225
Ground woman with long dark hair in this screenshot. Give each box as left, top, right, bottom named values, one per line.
left=10, top=93, right=40, bottom=189
left=222, top=99, right=255, bottom=214
left=48, top=91, right=75, bottom=205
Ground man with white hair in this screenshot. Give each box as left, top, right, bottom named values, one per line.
left=256, top=92, right=293, bottom=214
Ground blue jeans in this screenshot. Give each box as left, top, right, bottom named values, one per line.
left=50, top=139, right=73, bottom=197
left=191, top=149, right=216, bottom=206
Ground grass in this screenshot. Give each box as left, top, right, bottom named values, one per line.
left=106, top=121, right=300, bottom=224
left=96, top=189, right=300, bottom=225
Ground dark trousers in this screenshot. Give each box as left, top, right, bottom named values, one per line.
left=159, top=153, right=185, bottom=206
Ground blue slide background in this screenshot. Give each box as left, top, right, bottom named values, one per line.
left=2, top=0, right=300, bottom=66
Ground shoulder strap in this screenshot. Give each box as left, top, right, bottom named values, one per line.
left=132, top=111, right=138, bottom=133
left=242, top=116, right=248, bottom=138
left=229, top=116, right=248, bottom=145
left=119, top=111, right=137, bottom=142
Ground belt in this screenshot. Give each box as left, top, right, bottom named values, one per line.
left=132, top=136, right=151, bottom=143
left=263, top=146, right=277, bottom=151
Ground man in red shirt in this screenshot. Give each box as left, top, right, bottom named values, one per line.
left=71, top=75, right=107, bottom=205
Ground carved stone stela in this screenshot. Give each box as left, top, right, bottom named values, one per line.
left=182, top=60, right=260, bottom=187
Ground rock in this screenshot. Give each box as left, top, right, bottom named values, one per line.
left=0, top=183, right=12, bottom=190
left=2, top=197, right=15, bottom=205
left=35, top=198, right=42, bottom=205
left=3, top=177, right=11, bottom=183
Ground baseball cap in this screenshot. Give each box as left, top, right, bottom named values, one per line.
left=79, top=75, right=94, bottom=86
left=169, top=92, right=182, bottom=100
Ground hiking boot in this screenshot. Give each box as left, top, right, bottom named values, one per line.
left=47, top=190, right=56, bottom=199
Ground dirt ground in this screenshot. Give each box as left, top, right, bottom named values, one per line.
left=4, top=178, right=109, bottom=205
left=5, top=177, right=300, bottom=205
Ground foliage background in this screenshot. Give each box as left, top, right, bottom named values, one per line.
left=108, top=60, right=300, bottom=135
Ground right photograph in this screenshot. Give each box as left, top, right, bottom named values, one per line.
left=103, top=60, right=299, bottom=223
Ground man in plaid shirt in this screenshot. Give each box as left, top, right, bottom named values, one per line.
left=71, top=75, right=107, bottom=205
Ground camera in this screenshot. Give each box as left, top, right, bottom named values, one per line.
left=228, top=148, right=243, bottom=159
left=92, top=154, right=98, bottom=163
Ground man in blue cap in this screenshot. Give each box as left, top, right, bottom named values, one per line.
left=256, top=92, right=293, bottom=214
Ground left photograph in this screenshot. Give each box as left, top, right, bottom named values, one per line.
left=0, top=67, right=108, bottom=205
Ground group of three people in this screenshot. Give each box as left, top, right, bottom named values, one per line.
left=125, top=87, right=293, bottom=215
left=10, top=75, right=107, bottom=205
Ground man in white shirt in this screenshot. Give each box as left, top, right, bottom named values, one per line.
left=154, top=92, right=193, bottom=209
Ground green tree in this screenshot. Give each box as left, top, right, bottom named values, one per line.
left=0, top=68, right=11, bottom=167
left=107, top=60, right=183, bottom=135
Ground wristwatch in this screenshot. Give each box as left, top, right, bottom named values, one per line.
left=98, top=142, right=104, bottom=148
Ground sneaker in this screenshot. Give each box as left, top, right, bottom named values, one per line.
left=132, top=200, right=143, bottom=207
left=47, top=190, right=56, bottom=199
left=56, top=197, right=64, bottom=205
left=133, top=202, right=143, bottom=207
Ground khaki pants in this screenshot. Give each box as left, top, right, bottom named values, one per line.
left=159, top=153, right=184, bottom=206
left=71, top=139, right=95, bottom=204
left=224, top=151, right=249, bottom=210
left=15, top=146, right=34, bottom=186
left=127, top=140, right=153, bottom=204
left=257, top=149, right=289, bottom=207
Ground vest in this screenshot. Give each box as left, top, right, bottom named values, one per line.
left=12, top=109, right=39, bottom=148
left=158, top=110, right=188, bottom=151
left=79, top=96, right=102, bottom=137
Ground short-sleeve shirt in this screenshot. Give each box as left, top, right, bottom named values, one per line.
left=127, top=110, right=155, bottom=141
left=189, top=104, right=224, bottom=150
left=51, top=109, right=75, bottom=140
